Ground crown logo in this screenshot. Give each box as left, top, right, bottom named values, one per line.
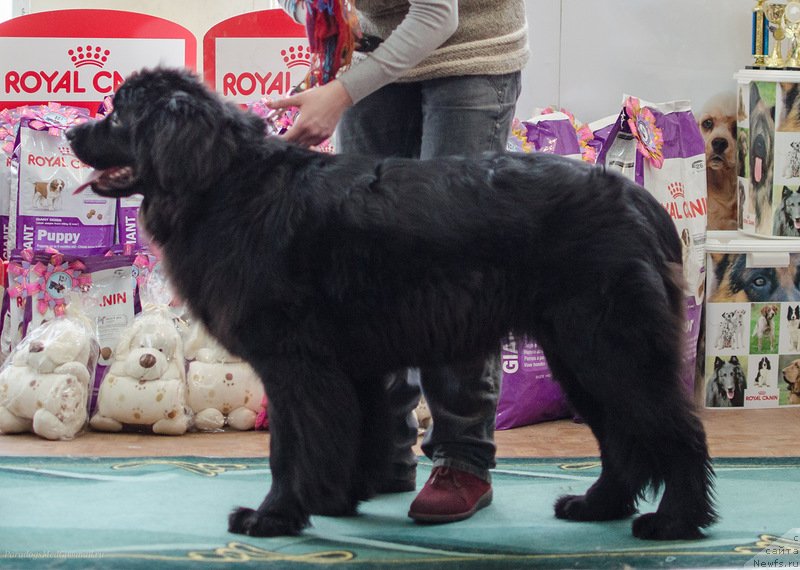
left=68, top=45, right=111, bottom=68
left=281, top=45, right=311, bottom=69
left=58, top=145, right=74, bottom=156
left=668, top=181, right=685, bottom=199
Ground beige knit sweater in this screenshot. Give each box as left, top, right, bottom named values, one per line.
left=279, top=0, right=529, bottom=104
left=356, top=0, right=529, bottom=81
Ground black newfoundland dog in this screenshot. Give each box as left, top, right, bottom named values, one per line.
left=67, top=68, right=716, bottom=540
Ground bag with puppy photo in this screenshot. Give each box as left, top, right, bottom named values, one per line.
left=11, top=104, right=116, bottom=255
left=0, top=107, right=22, bottom=260
left=598, top=95, right=708, bottom=396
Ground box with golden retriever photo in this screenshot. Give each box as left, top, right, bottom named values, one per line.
left=705, top=231, right=800, bottom=409
left=736, top=69, right=800, bottom=238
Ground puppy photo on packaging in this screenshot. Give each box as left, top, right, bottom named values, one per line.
left=67, top=67, right=716, bottom=541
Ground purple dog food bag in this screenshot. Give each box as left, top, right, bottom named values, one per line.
left=10, top=248, right=137, bottom=412
left=599, top=95, right=708, bottom=396
left=12, top=104, right=116, bottom=254
left=507, top=112, right=582, bottom=160
left=0, top=107, right=22, bottom=260
left=497, top=109, right=605, bottom=429
left=117, top=196, right=148, bottom=248
left=496, top=335, right=573, bottom=430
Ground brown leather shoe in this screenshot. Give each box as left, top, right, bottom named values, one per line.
left=408, top=466, right=492, bottom=523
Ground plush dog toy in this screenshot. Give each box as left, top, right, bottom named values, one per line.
left=183, top=320, right=264, bottom=431
left=0, top=316, right=97, bottom=440
left=90, top=309, right=190, bottom=435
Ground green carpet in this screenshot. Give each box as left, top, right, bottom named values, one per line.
left=0, top=456, right=798, bottom=568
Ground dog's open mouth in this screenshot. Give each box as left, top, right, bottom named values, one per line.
left=752, top=135, right=767, bottom=183
left=73, top=166, right=135, bottom=195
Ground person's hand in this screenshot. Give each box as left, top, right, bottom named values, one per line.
left=267, top=80, right=353, bottom=147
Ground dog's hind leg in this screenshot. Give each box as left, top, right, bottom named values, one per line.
left=228, top=356, right=363, bottom=537
left=536, top=272, right=716, bottom=539
left=541, top=358, right=638, bottom=523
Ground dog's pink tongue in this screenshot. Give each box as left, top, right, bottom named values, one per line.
left=72, top=169, right=102, bottom=195
left=754, top=157, right=763, bottom=183
left=726, top=389, right=735, bottom=400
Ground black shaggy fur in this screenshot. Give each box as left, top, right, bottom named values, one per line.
left=67, top=68, right=716, bottom=540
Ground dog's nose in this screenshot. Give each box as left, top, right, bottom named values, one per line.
left=29, top=341, right=44, bottom=353
left=711, top=137, right=729, bottom=153
left=139, top=354, right=157, bottom=368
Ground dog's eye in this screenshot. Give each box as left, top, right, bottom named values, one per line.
left=107, top=113, right=122, bottom=128
left=745, top=271, right=775, bottom=300
left=701, top=119, right=713, bottom=131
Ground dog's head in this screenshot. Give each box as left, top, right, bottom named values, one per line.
left=781, top=359, right=800, bottom=393
left=698, top=92, right=737, bottom=173
left=68, top=67, right=233, bottom=198
left=749, top=82, right=775, bottom=195
left=712, top=356, right=746, bottom=400
left=780, top=186, right=800, bottom=230
left=761, top=304, right=779, bottom=320
left=49, top=179, right=65, bottom=195
left=709, top=253, right=800, bottom=302
left=758, top=356, right=771, bottom=371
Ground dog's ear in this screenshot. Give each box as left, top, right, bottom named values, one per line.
left=750, top=82, right=762, bottom=115
left=729, top=355, right=740, bottom=366
left=142, top=89, right=235, bottom=191
left=714, top=356, right=724, bottom=371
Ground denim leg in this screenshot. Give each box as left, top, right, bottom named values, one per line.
left=416, top=72, right=520, bottom=481
left=418, top=72, right=522, bottom=158
left=335, top=72, right=522, bottom=483
left=337, top=82, right=422, bottom=158
left=419, top=355, right=502, bottom=480
left=381, top=369, right=422, bottom=479
left=338, top=83, right=425, bottom=480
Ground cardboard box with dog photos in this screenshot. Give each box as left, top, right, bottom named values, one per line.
left=705, top=231, right=800, bottom=409
left=736, top=69, right=800, bottom=239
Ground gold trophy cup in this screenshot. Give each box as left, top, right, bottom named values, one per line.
left=784, top=1, right=800, bottom=66
left=765, top=0, right=788, bottom=67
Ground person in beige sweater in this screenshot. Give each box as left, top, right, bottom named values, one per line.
left=274, top=0, right=529, bottom=523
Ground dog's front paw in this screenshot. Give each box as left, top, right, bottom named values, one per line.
left=554, top=494, right=635, bottom=522
left=228, top=507, right=306, bottom=537
left=632, top=512, right=705, bottom=540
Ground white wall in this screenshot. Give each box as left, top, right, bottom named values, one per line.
left=521, top=0, right=753, bottom=122
left=17, top=0, right=755, bottom=123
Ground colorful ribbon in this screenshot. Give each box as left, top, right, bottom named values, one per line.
left=9, top=249, right=92, bottom=316
left=624, top=96, right=664, bottom=169
left=287, top=0, right=361, bottom=87
left=20, top=102, right=89, bottom=137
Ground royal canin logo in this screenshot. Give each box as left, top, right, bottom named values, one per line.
left=222, top=43, right=310, bottom=97
left=282, top=45, right=311, bottom=69
left=4, top=45, right=124, bottom=96
left=668, top=181, right=685, bottom=200
left=69, top=45, right=111, bottom=68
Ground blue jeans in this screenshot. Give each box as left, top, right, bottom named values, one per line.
left=337, top=72, right=522, bottom=482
